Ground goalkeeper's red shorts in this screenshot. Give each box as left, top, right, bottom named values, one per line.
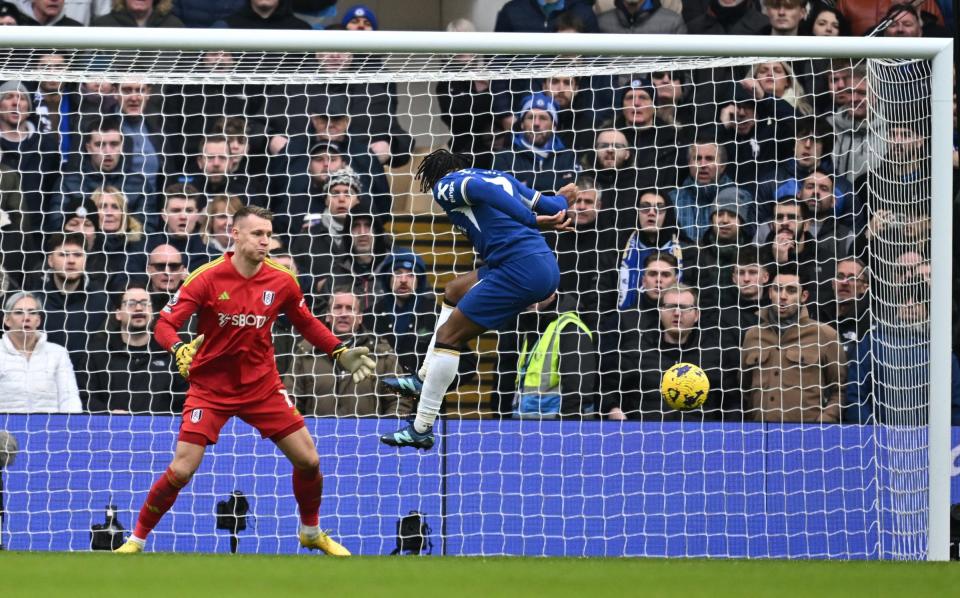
left=178, top=384, right=305, bottom=446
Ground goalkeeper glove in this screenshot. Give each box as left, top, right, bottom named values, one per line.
left=171, top=334, right=204, bottom=379
left=332, top=344, right=377, bottom=384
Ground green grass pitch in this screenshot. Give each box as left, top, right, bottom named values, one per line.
left=0, top=552, right=957, bottom=597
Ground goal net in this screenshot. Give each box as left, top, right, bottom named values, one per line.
left=0, top=31, right=951, bottom=559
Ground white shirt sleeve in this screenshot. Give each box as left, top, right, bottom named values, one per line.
left=94, top=0, right=112, bottom=18
left=55, top=346, right=82, bottom=413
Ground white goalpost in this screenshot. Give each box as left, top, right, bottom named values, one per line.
left=0, top=27, right=952, bottom=560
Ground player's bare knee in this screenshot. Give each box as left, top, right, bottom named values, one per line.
left=442, top=286, right=463, bottom=306
left=168, top=460, right=197, bottom=484
left=288, top=442, right=320, bottom=471
left=435, top=325, right=462, bottom=348
left=293, top=452, right=320, bottom=472
left=443, top=272, right=477, bottom=305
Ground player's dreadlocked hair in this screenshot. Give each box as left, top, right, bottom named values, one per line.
left=415, top=148, right=470, bottom=194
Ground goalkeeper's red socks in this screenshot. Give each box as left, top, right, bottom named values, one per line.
left=132, top=467, right=189, bottom=541
left=292, top=465, right=323, bottom=527
left=128, top=466, right=322, bottom=540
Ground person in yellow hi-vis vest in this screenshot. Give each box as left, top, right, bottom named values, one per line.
left=513, top=292, right=598, bottom=418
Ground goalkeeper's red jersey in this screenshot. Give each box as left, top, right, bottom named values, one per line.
left=154, top=253, right=342, bottom=401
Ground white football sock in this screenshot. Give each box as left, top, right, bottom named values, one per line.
left=418, top=302, right=455, bottom=380
left=128, top=535, right=146, bottom=547
left=300, top=524, right=319, bottom=538
left=414, top=347, right=459, bottom=433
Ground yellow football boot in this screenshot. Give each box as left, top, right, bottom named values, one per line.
left=299, top=530, right=350, bottom=556
left=113, top=538, right=144, bottom=554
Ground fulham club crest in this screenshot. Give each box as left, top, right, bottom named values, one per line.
left=262, top=290, right=275, bottom=306
left=190, top=408, right=203, bottom=423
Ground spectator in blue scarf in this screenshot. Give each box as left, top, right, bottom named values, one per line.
left=616, top=189, right=692, bottom=311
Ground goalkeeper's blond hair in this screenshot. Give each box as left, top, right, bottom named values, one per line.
left=232, top=205, right=274, bottom=224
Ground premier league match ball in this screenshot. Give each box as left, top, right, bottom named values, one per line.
left=660, top=362, right=710, bottom=411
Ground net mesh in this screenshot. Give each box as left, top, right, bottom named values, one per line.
left=0, top=45, right=939, bottom=559
left=0, top=48, right=784, bottom=84
left=862, top=58, right=933, bottom=559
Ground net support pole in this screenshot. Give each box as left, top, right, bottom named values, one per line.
left=927, top=41, right=954, bottom=563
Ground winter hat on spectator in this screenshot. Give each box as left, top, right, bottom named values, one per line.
left=709, top=186, right=754, bottom=225
left=0, top=2, right=20, bottom=24
left=625, top=78, right=656, bottom=103
left=518, top=92, right=559, bottom=124
left=325, top=167, right=361, bottom=194
left=342, top=4, right=378, bottom=30
left=772, top=180, right=798, bottom=205
left=309, top=139, right=345, bottom=157
left=0, top=80, right=28, bottom=97
left=615, top=78, right=656, bottom=113
left=384, top=247, right=426, bottom=276
left=392, top=254, right=418, bottom=272
left=61, top=195, right=101, bottom=231
left=308, top=94, right=349, bottom=118
left=376, top=247, right=428, bottom=293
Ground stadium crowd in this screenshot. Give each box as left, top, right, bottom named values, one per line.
left=0, top=0, right=957, bottom=424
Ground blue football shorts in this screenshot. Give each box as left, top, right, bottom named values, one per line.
left=457, top=252, right=561, bottom=330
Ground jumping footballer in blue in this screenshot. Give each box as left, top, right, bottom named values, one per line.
left=380, top=149, right=575, bottom=450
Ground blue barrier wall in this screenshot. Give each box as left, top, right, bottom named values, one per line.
left=1, top=415, right=957, bottom=558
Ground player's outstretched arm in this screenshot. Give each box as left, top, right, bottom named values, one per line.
left=331, top=345, right=377, bottom=384
left=285, top=294, right=377, bottom=383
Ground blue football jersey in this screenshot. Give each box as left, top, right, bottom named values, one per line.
left=432, top=168, right=568, bottom=266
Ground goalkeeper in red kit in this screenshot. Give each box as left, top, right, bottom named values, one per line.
left=115, top=206, right=375, bottom=556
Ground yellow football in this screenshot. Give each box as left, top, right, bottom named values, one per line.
left=660, top=362, right=710, bottom=411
